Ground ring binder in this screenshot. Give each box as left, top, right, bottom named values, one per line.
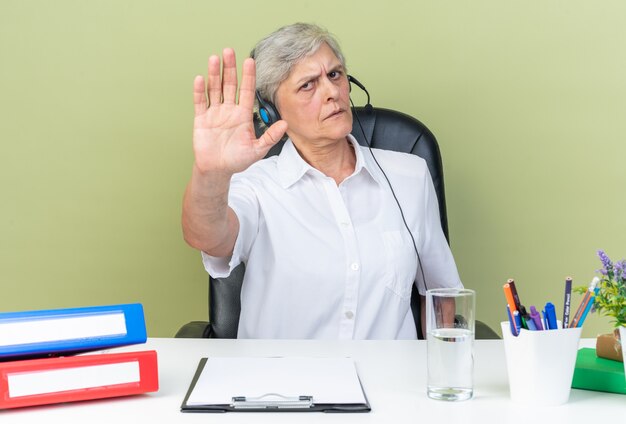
left=0, top=303, right=147, bottom=359
left=0, top=350, right=159, bottom=409
left=231, top=394, right=314, bottom=409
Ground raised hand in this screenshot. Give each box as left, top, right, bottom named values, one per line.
left=192, top=48, right=287, bottom=176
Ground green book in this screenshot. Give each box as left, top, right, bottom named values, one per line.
left=571, top=348, right=626, bottom=394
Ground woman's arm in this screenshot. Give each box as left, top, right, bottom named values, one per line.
left=181, top=49, right=287, bottom=256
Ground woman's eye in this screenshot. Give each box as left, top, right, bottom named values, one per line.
left=301, top=82, right=312, bottom=90
left=329, top=71, right=341, bottom=79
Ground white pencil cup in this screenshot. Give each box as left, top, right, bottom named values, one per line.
left=501, top=321, right=582, bottom=406
left=619, top=327, right=626, bottom=378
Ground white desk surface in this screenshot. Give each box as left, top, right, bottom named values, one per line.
left=0, top=338, right=622, bottom=423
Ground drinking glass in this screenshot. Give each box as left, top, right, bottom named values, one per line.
left=426, top=288, right=475, bottom=401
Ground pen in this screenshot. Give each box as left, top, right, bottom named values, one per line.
left=507, top=279, right=522, bottom=311
left=569, top=277, right=599, bottom=328
left=518, top=305, right=530, bottom=330
left=569, top=291, right=591, bottom=328
left=507, top=305, right=519, bottom=336
left=563, top=277, right=572, bottom=329
left=513, top=310, right=522, bottom=333
left=503, top=282, right=518, bottom=314
left=576, top=292, right=596, bottom=328
left=529, top=305, right=544, bottom=330
left=544, top=302, right=558, bottom=330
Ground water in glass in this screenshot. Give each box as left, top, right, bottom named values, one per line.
left=427, top=327, right=473, bottom=401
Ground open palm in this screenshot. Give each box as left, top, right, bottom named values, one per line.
left=192, top=48, right=287, bottom=175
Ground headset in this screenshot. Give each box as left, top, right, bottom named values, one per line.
left=347, top=75, right=430, bottom=293
left=255, top=75, right=371, bottom=126
left=254, top=75, right=430, bottom=292
left=255, top=91, right=281, bottom=126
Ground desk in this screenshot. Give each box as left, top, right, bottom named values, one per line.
left=0, top=338, right=622, bottom=423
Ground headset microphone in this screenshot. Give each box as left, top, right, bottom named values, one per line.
left=348, top=75, right=430, bottom=296
left=347, top=75, right=373, bottom=114
left=256, top=72, right=430, bottom=336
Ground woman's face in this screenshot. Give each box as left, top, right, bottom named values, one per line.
left=274, top=43, right=352, bottom=147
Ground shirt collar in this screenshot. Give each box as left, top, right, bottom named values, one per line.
left=276, top=135, right=382, bottom=188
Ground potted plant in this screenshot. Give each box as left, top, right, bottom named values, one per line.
left=575, top=250, right=626, bottom=369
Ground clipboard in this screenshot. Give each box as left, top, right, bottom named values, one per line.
left=180, top=357, right=371, bottom=413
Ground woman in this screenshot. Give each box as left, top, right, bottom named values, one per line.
left=182, top=23, right=462, bottom=339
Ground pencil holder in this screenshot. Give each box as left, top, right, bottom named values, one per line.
left=501, top=321, right=582, bottom=406
left=619, top=327, right=626, bottom=376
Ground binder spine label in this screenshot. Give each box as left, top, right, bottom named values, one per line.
left=8, top=360, right=140, bottom=398
left=0, top=312, right=128, bottom=347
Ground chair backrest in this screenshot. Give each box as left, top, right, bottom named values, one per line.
left=208, top=106, right=448, bottom=339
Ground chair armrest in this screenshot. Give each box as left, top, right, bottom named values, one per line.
left=476, top=320, right=500, bottom=339
left=174, top=321, right=213, bottom=338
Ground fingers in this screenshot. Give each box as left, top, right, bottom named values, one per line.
left=221, top=48, right=238, bottom=104
left=257, top=120, right=288, bottom=151
left=204, top=49, right=252, bottom=109
left=238, top=58, right=256, bottom=111
left=207, top=55, right=221, bottom=106
left=193, top=76, right=207, bottom=117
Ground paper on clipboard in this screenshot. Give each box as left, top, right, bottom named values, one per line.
left=185, top=357, right=366, bottom=406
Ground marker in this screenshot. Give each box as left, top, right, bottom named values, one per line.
left=507, top=305, right=519, bottom=336
left=529, top=305, right=544, bottom=330
left=507, top=279, right=522, bottom=311
left=541, top=310, right=549, bottom=330
left=513, top=310, right=522, bottom=333
left=562, top=277, right=572, bottom=329
left=518, top=305, right=530, bottom=330
left=544, top=302, right=558, bottom=330
left=503, top=282, right=518, bottom=314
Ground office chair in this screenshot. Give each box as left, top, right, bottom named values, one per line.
left=176, top=107, right=499, bottom=340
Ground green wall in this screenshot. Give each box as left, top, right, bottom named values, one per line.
left=2, top=0, right=625, bottom=337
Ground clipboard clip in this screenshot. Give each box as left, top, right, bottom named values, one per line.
left=231, top=393, right=314, bottom=409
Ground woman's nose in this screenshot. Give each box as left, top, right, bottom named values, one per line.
left=320, top=76, right=340, bottom=101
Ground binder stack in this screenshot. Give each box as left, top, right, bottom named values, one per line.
left=0, top=303, right=159, bottom=409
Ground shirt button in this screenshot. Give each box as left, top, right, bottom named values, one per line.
left=345, top=311, right=354, bottom=319
left=350, top=263, right=359, bottom=271
left=340, top=221, right=350, bottom=227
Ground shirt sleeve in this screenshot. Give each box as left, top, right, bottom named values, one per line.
left=201, top=175, right=260, bottom=278
left=414, top=167, right=463, bottom=295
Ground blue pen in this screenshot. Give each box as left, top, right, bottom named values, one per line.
left=544, top=302, right=558, bottom=330
left=526, top=319, right=537, bottom=331
left=506, top=305, right=518, bottom=336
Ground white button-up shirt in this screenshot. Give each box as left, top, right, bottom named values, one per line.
left=202, top=135, right=462, bottom=339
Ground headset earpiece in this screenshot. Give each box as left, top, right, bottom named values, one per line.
left=255, top=91, right=281, bottom=126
